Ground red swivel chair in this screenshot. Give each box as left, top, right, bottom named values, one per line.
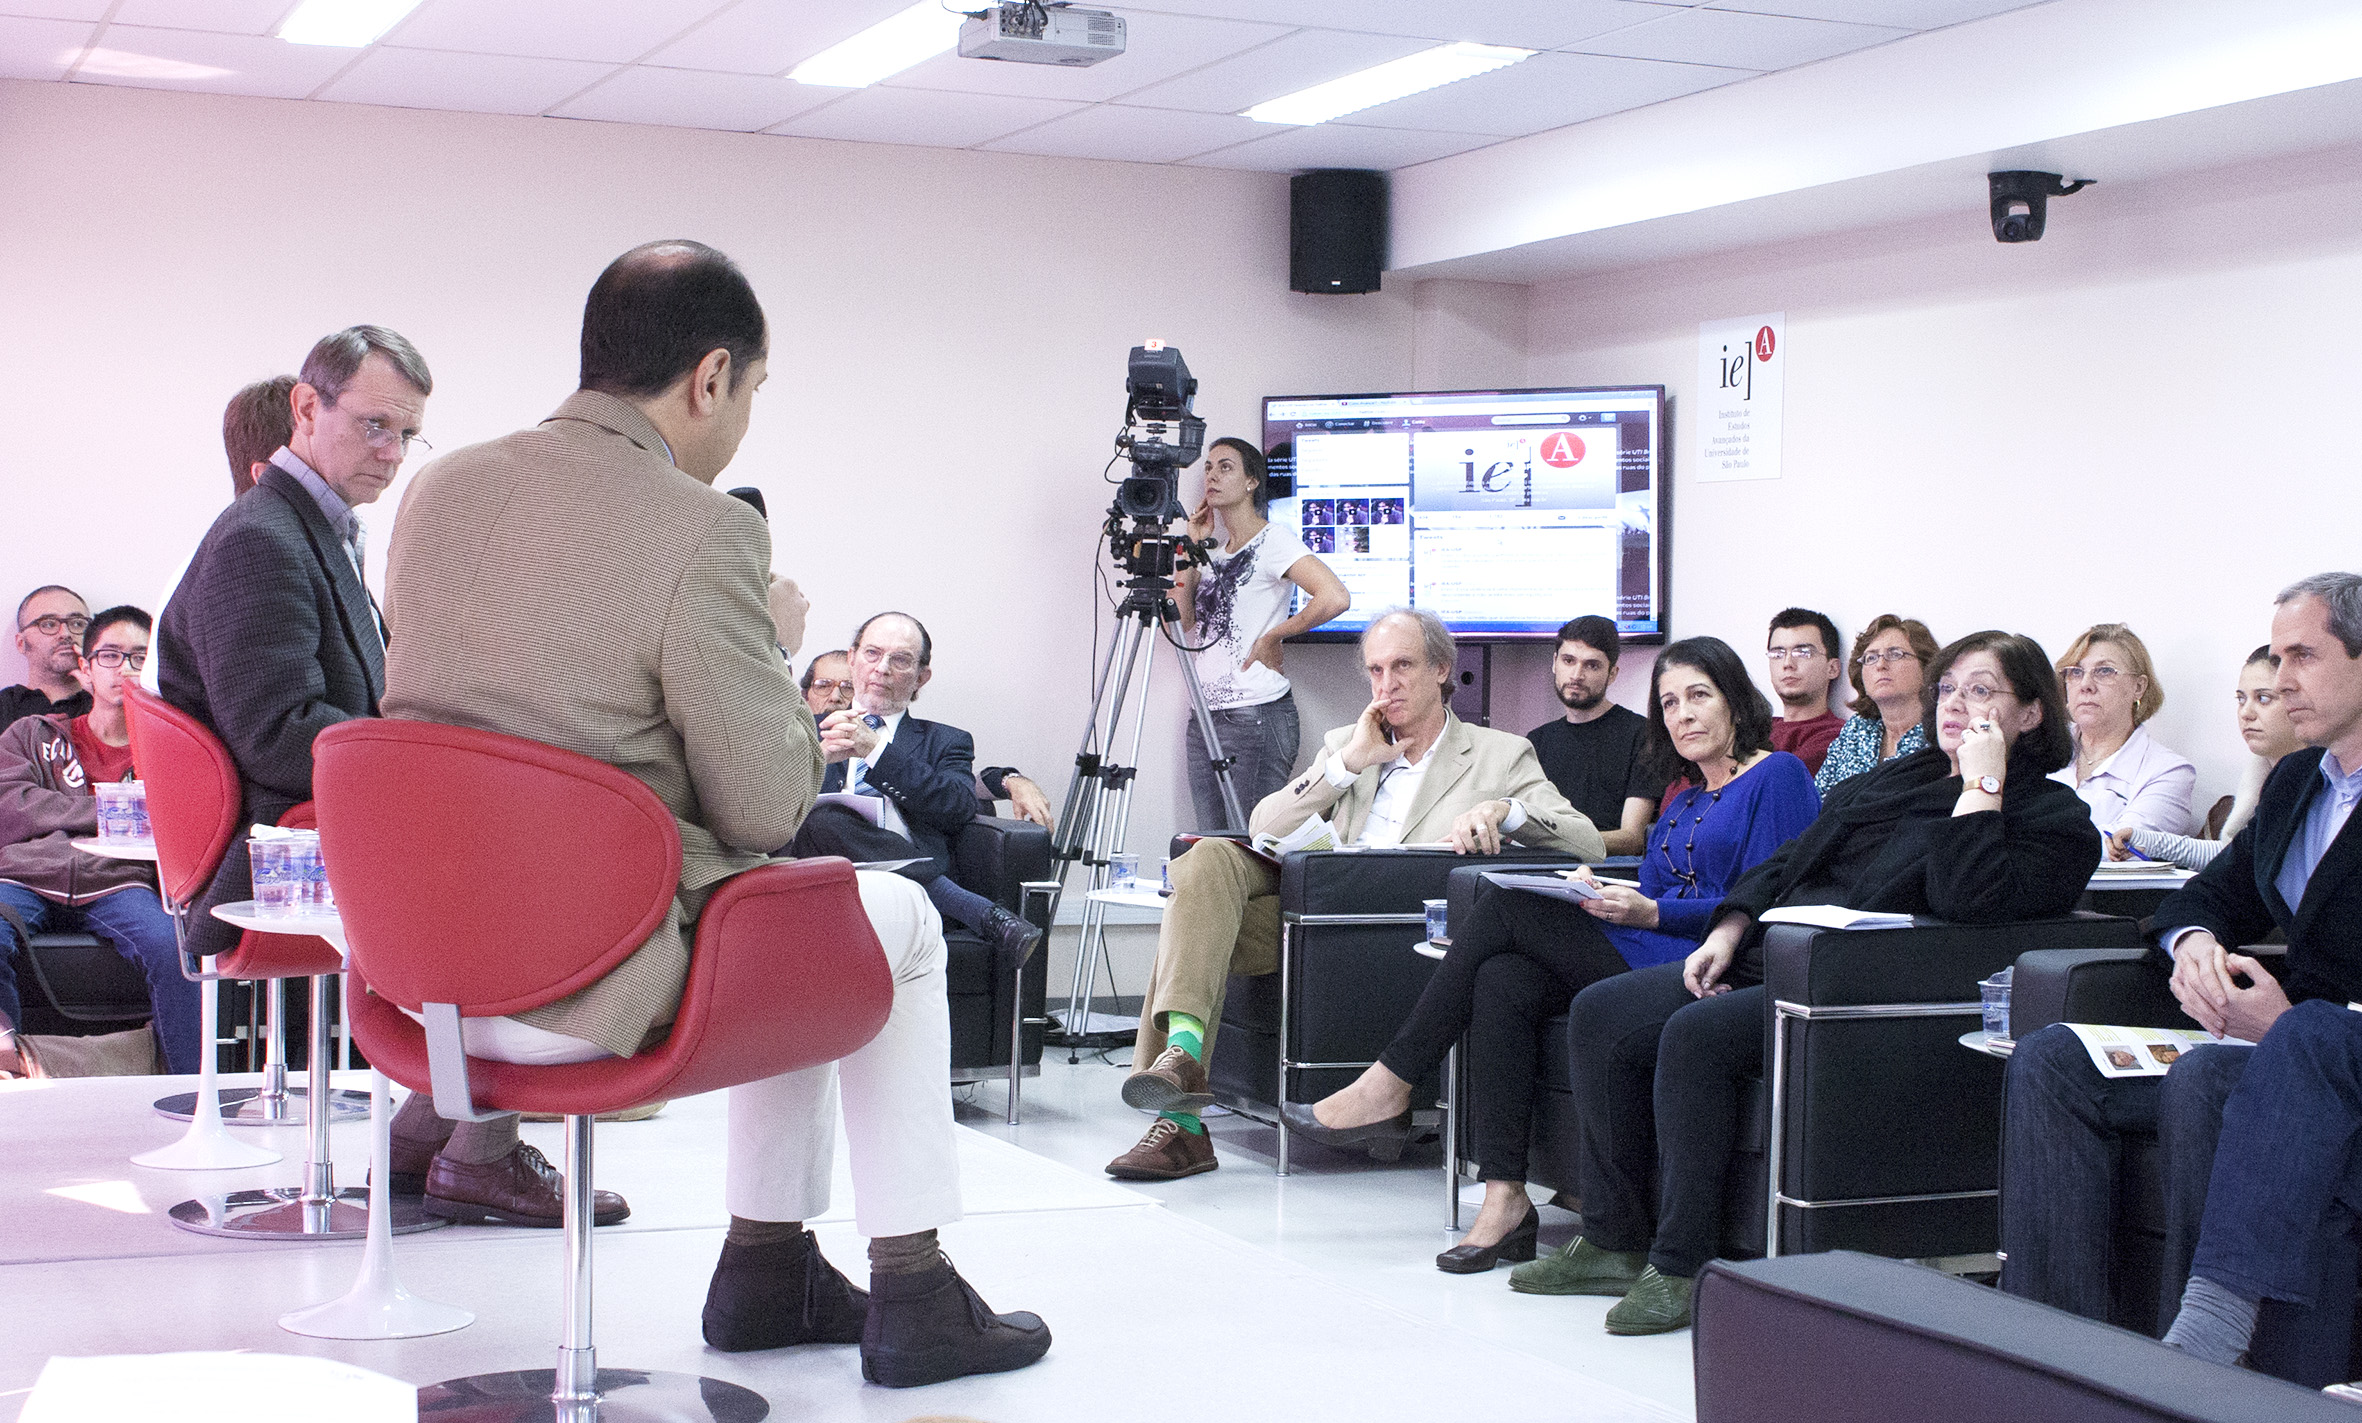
left=316, top=718, right=893, bottom=1423
left=124, top=685, right=404, bottom=1239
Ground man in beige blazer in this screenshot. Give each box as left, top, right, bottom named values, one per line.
left=1106, top=607, right=1604, bottom=1181
left=381, top=240, right=1047, bottom=1389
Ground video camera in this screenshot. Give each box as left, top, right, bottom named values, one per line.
left=1104, top=342, right=1213, bottom=583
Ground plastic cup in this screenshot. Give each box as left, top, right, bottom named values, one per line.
left=96, top=781, right=147, bottom=841
left=252, top=833, right=321, bottom=917
left=1108, top=852, right=1140, bottom=889
left=1979, top=967, right=2013, bottom=1038
left=1425, top=898, right=1449, bottom=944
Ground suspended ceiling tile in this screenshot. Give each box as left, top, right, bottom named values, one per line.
left=384, top=0, right=730, bottom=64
left=1572, top=7, right=1909, bottom=69
left=108, top=0, right=290, bottom=32
left=767, top=85, right=1086, bottom=149
left=316, top=46, right=616, bottom=115
left=978, top=101, right=1270, bottom=163
left=0, top=15, right=90, bottom=79
left=71, top=25, right=355, bottom=97
left=551, top=65, right=839, bottom=132
left=883, top=11, right=1291, bottom=104
left=1118, top=28, right=1436, bottom=115
left=1129, top=0, right=1681, bottom=49
left=643, top=0, right=912, bottom=79
left=1347, top=49, right=1750, bottom=136
left=1703, top=0, right=2044, bottom=28
left=0, top=0, right=110, bottom=18
left=1184, top=121, right=1498, bottom=172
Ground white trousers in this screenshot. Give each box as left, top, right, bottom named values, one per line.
left=725, top=870, right=962, bottom=1239
left=448, top=869, right=960, bottom=1239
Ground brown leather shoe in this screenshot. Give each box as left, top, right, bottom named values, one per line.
left=1105, top=1118, right=1217, bottom=1180
left=385, top=1135, right=440, bottom=1197
left=422, top=1143, right=630, bottom=1227
left=1120, top=1045, right=1213, bottom=1114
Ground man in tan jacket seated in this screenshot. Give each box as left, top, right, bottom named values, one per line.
left=382, top=240, right=1046, bottom=1389
left=1106, top=607, right=1604, bottom=1181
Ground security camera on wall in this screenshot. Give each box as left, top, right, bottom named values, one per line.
left=1988, top=170, right=2094, bottom=243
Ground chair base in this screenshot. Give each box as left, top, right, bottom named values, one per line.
left=417, top=1369, right=769, bottom=1421
left=168, top=1187, right=437, bottom=1240
left=151, top=1086, right=369, bottom=1125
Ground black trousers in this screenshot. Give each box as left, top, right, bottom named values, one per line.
left=787, top=802, right=948, bottom=881
left=1377, top=887, right=1629, bottom=1182
left=1568, top=962, right=1765, bottom=1278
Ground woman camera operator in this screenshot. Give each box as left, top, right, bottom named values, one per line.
left=1173, top=438, right=1349, bottom=831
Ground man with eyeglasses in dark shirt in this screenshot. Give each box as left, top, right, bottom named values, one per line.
left=2, top=587, right=94, bottom=733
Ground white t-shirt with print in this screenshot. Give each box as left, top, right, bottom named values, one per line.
left=1191, top=522, right=1313, bottom=710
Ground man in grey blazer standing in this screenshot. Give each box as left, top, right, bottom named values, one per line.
left=381, top=240, right=1047, bottom=1388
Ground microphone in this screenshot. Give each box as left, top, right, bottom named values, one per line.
left=726, top=486, right=768, bottom=519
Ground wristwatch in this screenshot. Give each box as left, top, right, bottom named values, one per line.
left=1967, top=774, right=2002, bottom=796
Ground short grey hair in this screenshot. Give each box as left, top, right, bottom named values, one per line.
left=1362, top=606, right=1456, bottom=672
left=300, top=325, right=433, bottom=406
left=2277, top=571, right=2362, bottom=657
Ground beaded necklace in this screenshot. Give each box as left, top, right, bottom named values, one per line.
left=1659, top=757, right=1740, bottom=889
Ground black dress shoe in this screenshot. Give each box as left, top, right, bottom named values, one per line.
left=702, top=1228, right=869, bottom=1352
left=983, top=906, right=1043, bottom=965
left=1279, top=1102, right=1415, bottom=1161
left=860, top=1253, right=1051, bottom=1388
left=1435, top=1205, right=1540, bottom=1274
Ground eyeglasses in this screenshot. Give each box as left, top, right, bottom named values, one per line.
left=2059, top=666, right=2124, bottom=685
left=1934, top=680, right=2007, bottom=705
left=807, top=678, right=853, bottom=696
left=346, top=408, right=430, bottom=455
left=19, top=614, right=90, bottom=637
left=86, top=648, right=147, bottom=670
left=1857, top=649, right=1920, bottom=668
left=853, top=646, right=920, bottom=674
left=1765, top=647, right=1822, bottom=663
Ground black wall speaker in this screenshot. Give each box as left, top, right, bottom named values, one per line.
left=1290, top=169, right=1387, bottom=295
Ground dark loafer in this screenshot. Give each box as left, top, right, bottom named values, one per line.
left=422, top=1143, right=629, bottom=1228
left=1435, top=1205, right=1540, bottom=1274
left=1278, top=1102, right=1415, bottom=1161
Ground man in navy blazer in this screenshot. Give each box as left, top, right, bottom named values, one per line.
left=2001, top=572, right=2362, bottom=1366
left=789, top=612, right=1040, bottom=963
left=157, top=327, right=428, bottom=963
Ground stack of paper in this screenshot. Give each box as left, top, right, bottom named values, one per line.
left=1759, top=904, right=1917, bottom=931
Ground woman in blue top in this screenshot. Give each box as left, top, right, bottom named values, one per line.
left=1284, top=636, right=1821, bottom=1272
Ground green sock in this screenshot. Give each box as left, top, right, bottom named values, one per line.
left=1166, top=1011, right=1206, bottom=1061
left=1160, top=1109, right=1206, bottom=1135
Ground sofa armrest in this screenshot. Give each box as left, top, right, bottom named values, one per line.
left=2010, top=947, right=2186, bottom=1037
left=949, top=815, right=1052, bottom=913
left=1762, top=913, right=2143, bottom=1009
left=1279, top=845, right=1577, bottom=917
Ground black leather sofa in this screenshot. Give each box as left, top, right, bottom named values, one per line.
left=943, top=814, right=1054, bottom=1119
left=1440, top=863, right=2143, bottom=1260
left=1694, top=1251, right=2353, bottom=1422
left=0, top=902, right=153, bottom=1038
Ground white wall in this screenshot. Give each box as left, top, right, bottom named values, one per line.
left=1522, top=138, right=2362, bottom=813
left=0, top=80, right=1416, bottom=991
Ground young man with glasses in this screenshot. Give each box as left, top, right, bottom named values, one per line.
left=2, top=587, right=93, bottom=732
left=0, top=607, right=200, bottom=1076
left=1764, top=606, right=1846, bottom=776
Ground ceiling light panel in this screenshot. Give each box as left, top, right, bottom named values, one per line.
left=790, top=0, right=964, bottom=88
left=1244, top=42, right=1535, bottom=125
left=279, top=0, right=427, bottom=47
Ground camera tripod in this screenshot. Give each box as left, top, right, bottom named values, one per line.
left=1045, top=559, right=1245, bottom=1056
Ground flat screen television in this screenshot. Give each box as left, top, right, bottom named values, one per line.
left=1262, top=384, right=1668, bottom=643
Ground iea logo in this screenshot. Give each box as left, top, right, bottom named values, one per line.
left=1538, top=432, right=1586, bottom=468
left=1755, top=325, right=1776, bottom=363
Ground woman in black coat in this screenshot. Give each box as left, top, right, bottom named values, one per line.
left=1513, top=630, right=2102, bottom=1333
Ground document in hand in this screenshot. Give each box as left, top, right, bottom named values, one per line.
left=2064, top=1022, right=2251, bottom=1077
left=1249, top=815, right=1339, bottom=863
left=1482, top=870, right=1603, bottom=903
left=1758, top=904, right=1918, bottom=931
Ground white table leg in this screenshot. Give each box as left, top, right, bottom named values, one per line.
left=278, top=1067, right=472, bottom=1339
left=132, top=976, right=282, bottom=1171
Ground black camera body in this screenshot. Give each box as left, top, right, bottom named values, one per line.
left=1114, top=343, right=1206, bottom=524
left=1989, top=170, right=2093, bottom=243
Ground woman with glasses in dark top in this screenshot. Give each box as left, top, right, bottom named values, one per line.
left=1815, top=613, right=1938, bottom=794
left=1283, top=637, right=1820, bottom=1273
left=1520, top=630, right=2100, bottom=1337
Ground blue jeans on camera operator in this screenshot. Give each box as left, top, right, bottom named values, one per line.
left=1184, top=691, right=1300, bottom=834
left=0, top=882, right=200, bottom=1073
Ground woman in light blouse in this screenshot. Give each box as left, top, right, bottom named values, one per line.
left=2105, top=644, right=2300, bottom=869
left=2050, top=623, right=2195, bottom=835
left=1814, top=614, right=1937, bottom=794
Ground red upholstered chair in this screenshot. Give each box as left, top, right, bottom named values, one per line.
left=123, top=685, right=382, bottom=1236
left=315, top=717, right=893, bottom=1422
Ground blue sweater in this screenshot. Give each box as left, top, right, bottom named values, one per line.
left=1605, top=751, right=1822, bottom=967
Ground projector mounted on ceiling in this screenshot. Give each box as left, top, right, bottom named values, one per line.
left=959, top=2, right=1126, bottom=68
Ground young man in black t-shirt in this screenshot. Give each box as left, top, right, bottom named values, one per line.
left=1525, top=614, right=1665, bottom=855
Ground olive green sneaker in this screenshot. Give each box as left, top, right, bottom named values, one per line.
left=1507, top=1236, right=1646, bottom=1296
left=1603, top=1265, right=1694, bottom=1335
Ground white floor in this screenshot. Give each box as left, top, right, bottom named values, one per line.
left=0, top=1061, right=1695, bottom=1422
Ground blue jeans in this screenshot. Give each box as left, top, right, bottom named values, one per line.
left=1183, top=691, right=1300, bottom=834
left=0, top=883, right=200, bottom=1073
